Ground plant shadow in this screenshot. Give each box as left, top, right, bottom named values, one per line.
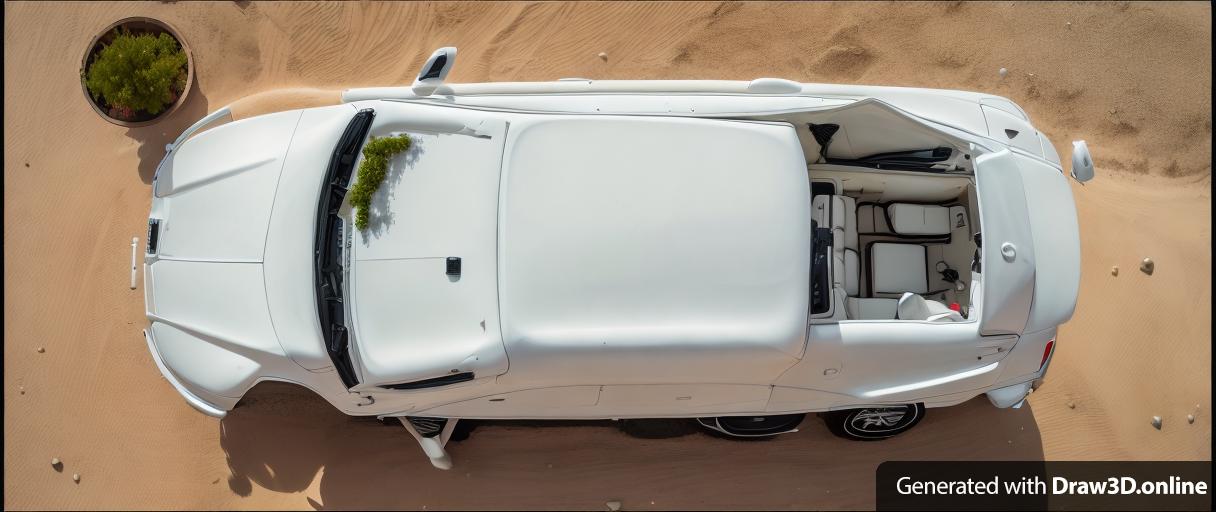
left=124, top=78, right=209, bottom=184
left=220, top=382, right=1045, bottom=510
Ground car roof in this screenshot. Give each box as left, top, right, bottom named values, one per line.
left=496, top=115, right=812, bottom=384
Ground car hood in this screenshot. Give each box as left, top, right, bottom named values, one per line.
left=146, top=106, right=362, bottom=386
left=151, top=110, right=303, bottom=261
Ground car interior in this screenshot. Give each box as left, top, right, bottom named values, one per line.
left=747, top=100, right=985, bottom=323
left=808, top=167, right=979, bottom=322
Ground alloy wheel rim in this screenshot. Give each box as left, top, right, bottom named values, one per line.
left=848, top=406, right=912, bottom=433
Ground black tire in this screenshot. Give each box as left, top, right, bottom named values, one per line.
left=696, top=413, right=807, bottom=439
left=822, top=403, right=925, bottom=441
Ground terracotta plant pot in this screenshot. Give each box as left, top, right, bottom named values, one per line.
left=80, top=17, right=194, bottom=127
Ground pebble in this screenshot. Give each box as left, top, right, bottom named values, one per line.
left=998, top=67, right=1008, bottom=78
left=37, top=347, right=45, bottom=353
left=1140, top=258, right=1155, bottom=275
left=1151, top=416, right=1162, bottom=430
left=73, top=473, right=80, bottom=483
left=1187, top=414, right=1195, bottom=424
left=597, top=52, right=608, bottom=61
left=51, top=457, right=61, bottom=467
left=1066, top=22, right=1072, bottom=29
left=1110, top=266, right=1118, bottom=276
left=1067, top=401, right=1076, bottom=409
left=19, top=386, right=25, bottom=395
left=606, top=500, right=622, bottom=511
left=25, top=162, right=30, bottom=167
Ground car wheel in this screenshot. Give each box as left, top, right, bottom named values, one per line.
left=696, top=413, right=806, bottom=438
left=822, top=403, right=924, bottom=441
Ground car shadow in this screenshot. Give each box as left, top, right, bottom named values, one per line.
left=124, top=78, right=210, bottom=184
left=221, top=382, right=1044, bottom=510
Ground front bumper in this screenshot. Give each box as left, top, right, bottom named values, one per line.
left=143, top=328, right=228, bottom=418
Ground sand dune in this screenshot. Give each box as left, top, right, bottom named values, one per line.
left=3, top=1, right=1210, bottom=509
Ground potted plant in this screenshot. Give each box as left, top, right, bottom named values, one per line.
left=80, top=17, right=193, bottom=127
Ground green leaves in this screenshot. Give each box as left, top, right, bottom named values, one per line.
left=350, top=134, right=412, bottom=231
left=84, top=30, right=187, bottom=116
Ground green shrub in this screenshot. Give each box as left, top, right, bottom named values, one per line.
left=84, top=29, right=187, bottom=116
left=350, top=134, right=412, bottom=230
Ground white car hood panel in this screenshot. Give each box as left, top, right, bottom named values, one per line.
left=153, top=110, right=303, bottom=262
left=348, top=103, right=510, bottom=388
left=146, top=259, right=285, bottom=398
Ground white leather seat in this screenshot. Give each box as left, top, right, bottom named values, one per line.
left=888, top=203, right=951, bottom=235
left=845, top=297, right=898, bottom=320
left=816, top=195, right=954, bottom=321
left=811, top=194, right=859, bottom=297
left=856, top=204, right=889, bottom=234
left=870, top=242, right=929, bottom=295
left=896, top=292, right=964, bottom=322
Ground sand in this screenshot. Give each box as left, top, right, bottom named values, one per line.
left=3, top=1, right=1210, bottom=509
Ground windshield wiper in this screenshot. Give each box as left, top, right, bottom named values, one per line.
left=826, top=146, right=954, bottom=172
left=314, top=108, right=375, bottom=388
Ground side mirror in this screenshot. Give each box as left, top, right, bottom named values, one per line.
left=411, top=47, right=457, bottom=97
left=1069, top=140, right=1094, bottom=183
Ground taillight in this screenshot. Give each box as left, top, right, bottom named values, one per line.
left=1040, top=338, right=1055, bottom=370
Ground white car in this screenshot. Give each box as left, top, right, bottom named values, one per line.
left=144, top=48, right=1093, bottom=469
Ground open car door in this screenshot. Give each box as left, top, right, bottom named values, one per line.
left=974, top=149, right=1081, bottom=337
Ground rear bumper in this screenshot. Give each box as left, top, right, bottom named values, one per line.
left=989, top=337, right=1055, bottom=408
left=987, top=381, right=1033, bottom=408
left=143, top=328, right=228, bottom=419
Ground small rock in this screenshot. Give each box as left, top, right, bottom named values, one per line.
left=1110, top=266, right=1118, bottom=276
left=24, top=162, right=30, bottom=167
left=36, top=347, right=45, bottom=353
left=1007, top=440, right=1013, bottom=445
left=1140, top=258, right=1155, bottom=275
left=1187, top=414, right=1195, bottom=424
left=51, top=457, right=61, bottom=468
left=606, top=500, right=622, bottom=511
left=73, top=473, right=80, bottom=483
left=998, top=67, right=1008, bottom=78
left=1067, top=401, right=1076, bottom=409
left=597, top=52, right=608, bottom=61
left=19, top=386, right=25, bottom=395
left=1066, top=22, right=1072, bottom=29
left=1151, top=416, right=1162, bottom=429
